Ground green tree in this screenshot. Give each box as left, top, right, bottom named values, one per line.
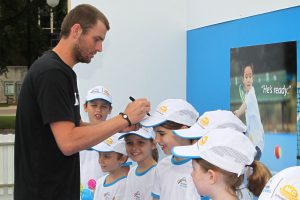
left=0, top=0, right=67, bottom=72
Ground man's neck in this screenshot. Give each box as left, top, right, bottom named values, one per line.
left=52, top=39, right=77, bottom=68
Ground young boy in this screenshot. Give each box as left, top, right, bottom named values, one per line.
left=80, top=85, right=113, bottom=199
left=140, top=99, right=200, bottom=200
left=91, top=133, right=129, bottom=200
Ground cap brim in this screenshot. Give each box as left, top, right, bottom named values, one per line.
left=91, top=142, right=112, bottom=152
left=171, top=143, right=201, bottom=159
left=172, top=124, right=205, bottom=139
left=119, top=133, right=152, bottom=140
left=86, top=93, right=112, bottom=104
left=140, top=113, right=167, bottom=127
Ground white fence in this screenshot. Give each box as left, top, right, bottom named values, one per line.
left=0, top=134, right=14, bottom=200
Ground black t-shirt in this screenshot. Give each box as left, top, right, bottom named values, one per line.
left=14, top=51, right=81, bottom=200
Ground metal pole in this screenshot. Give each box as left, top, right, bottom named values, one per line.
left=50, top=8, right=53, bottom=34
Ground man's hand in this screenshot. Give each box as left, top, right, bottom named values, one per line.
left=122, top=98, right=150, bottom=124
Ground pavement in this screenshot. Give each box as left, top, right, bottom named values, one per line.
left=0, top=106, right=17, bottom=116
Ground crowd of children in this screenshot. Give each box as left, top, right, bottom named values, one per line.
left=79, top=85, right=298, bottom=200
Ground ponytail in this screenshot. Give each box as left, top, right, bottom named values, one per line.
left=152, top=148, right=159, bottom=162
left=247, top=161, right=272, bottom=196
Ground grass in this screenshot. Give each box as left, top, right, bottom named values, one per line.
left=0, top=116, right=16, bottom=129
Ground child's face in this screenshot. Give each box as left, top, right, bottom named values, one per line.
left=242, top=66, right=253, bottom=92
left=124, top=135, right=155, bottom=164
left=154, top=126, right=191, bottom=155
left=84, top=99, right=112, bottom=124
left=98, top=152, right=124, bottom=173
left=191, top=160, right=210, bottom=196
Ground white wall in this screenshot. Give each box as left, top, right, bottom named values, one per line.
left=187, top=0, right=300, bottom=30
left=71, top=0, right=187, bottom=120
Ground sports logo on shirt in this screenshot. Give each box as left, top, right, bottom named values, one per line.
left=74, top=92, right=80, bottom=106
left=104, top=192, right=111, bottom=200
left=279, top=184, right=298, bottom=200
left=133, top=191, right=142, bottom=200
left=177, top=177, right=187, bottom=188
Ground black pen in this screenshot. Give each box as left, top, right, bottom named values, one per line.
left=129, top=96, right=151, bottom=116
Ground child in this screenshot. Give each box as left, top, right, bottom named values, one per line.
left=91, top=133, right=129, bottom=200
left=173, top=109, right=256, bottom=200
left=80, top=85, right=113, bottom=199
left=234, top=64, right=264, bottom=160
left=172, top=128, right=272, bottom=200
left=258, top=166, right=300, bottom=200
left=140, top=99, right=200, bottom=200
left=121, top=127, right=158, bottom=200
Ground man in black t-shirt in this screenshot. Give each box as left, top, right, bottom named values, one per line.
left=14, top=4, right=150, bottom=200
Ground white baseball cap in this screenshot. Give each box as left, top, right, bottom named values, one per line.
left=258, top=166, right=300, bottom=200
left=92, top=133, right=127, bottom=155
left=119, top=127, right=155, bottom=140
left=172, top=128, right=256, bottom=176
left=173, top=110, right=247, bottom=139
left=140, top=99, right=199, bottom=127
left=85, top=85, right=112, bottom=104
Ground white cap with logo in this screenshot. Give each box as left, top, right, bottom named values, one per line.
left=140, top=99, right=199, bottom=127
left=258, top=166, right=300, bottom=200
left=119, top=127, right=155, bottom=140
left=172, top=128, right=256, bottom=176
left=85, top=85, right=112, bottom=104
left=91, top=133, right=127, bottom=155
left=173, top=110, right=247, bottom=139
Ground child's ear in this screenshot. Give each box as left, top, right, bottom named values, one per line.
left=83, top=103, right=88, bottom=112
left=108, top=106, right=113, bottom=114
left=207, top=169, right=218, bottom=184
left=120, top=155, right=128, bottom=164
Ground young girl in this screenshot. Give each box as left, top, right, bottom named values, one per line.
left=234, top=64, right=264, bottom=160
left=172, top=128, right=272, bottom=200
left=140, top=99, right=200, bottom=200
left=121, top=127, right=158, bottom=200
left=80, top=85, right=113, bottom=199
left=91, top=133, right=129, bottom=200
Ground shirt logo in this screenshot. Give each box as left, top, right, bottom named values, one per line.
left=279, top=184, right=298, bottom=200
left=177, top=177, right=187, bottom=188
left=133, top=191, right=141, bottom=200
left=74, top=92, right=79, bottom=106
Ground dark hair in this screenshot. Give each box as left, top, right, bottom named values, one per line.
left=159, top=120, right=193, bottom=143
left=150, top=139, right=159, bottom=162
left=242, top=63, right=254, bottom=77
left=160, top=120, right=191, bottom=130
left=194, top=159, right=271, bottom=197
left=84, top=99, right=112, bottom=107
left=60, top=4, right=110, bottom=38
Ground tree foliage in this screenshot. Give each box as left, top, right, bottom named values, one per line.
left=0, top=0, right=67, bottom=74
